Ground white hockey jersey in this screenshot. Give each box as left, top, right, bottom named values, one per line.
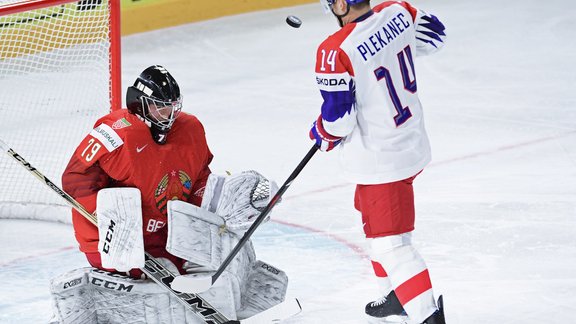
left=315, top=1, right=446, bottom=184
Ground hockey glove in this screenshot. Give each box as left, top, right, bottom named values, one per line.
left=309, top=116, right=342, bottom=152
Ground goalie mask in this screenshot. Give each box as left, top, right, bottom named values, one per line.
left=126, top=65, right=182, bottom=144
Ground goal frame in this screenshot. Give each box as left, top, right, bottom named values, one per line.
left=0, top=0, right=122, bottom=222
left=0, top=0, right=122, bottom=112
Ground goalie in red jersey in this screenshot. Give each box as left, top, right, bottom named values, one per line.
left=55, top=65, right=287, bottom=323
left=62, top=65, right=210, bottom=277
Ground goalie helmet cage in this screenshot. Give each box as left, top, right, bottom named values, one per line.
left=0, top=0, right=121, bottom=221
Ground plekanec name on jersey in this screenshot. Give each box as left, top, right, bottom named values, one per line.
left=357, top=12, right=411, bottom=62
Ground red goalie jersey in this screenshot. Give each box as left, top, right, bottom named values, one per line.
left=62, top=109, right=212, bottom=267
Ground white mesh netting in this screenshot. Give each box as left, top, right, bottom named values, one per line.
left=0, top=0, right=115, bottom=221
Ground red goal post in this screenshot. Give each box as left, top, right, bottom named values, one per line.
left=0, top=0, right=121, bottom=222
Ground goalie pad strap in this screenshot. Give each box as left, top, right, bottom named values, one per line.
left=200, top=173, right=226, bottom=213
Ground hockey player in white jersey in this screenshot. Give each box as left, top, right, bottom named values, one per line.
left=311, top=0, right=447, bottom=323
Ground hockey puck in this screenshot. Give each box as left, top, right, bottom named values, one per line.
left=286, top=15, right=302, bottom=28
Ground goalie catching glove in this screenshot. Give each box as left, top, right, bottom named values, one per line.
left=201, top=170, right=279, bottom=232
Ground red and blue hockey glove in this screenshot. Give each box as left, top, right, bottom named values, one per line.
left=309, top=116, right=342, bottom=152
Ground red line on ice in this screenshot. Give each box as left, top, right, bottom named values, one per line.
left=0, top=246, right=75, bottom=267
left=276, top=130, right=576, bottom=258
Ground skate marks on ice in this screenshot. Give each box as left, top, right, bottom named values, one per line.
left=0, top=219, right=368, bottom=324
left=0, top=220, right=86, bottom=323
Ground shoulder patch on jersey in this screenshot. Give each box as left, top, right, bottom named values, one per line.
left=316, top=43, right=355, bottom=75
left=316, top=25, right=356, bottom=75
left=111, top=118, right=132, bottom=130
left=90, top=123, right=124, bottom=152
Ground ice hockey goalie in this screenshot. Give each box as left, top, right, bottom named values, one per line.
left=50, top=171, right=287, bottom=323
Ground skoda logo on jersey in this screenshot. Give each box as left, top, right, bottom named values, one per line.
left=154, top=170, right=192, bottom=213
left=316, top=77, right=348, bottom=86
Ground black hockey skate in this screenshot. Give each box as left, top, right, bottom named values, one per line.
left=423, top=295, right=445, bottom=324
left=365, top=290, right=407, bottom=319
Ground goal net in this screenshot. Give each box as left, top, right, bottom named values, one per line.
left=0, top=0, right=121, bottom=221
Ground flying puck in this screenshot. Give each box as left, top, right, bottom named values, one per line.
left=286, top=15, right=302, bottom=28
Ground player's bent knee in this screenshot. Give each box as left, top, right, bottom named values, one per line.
left=369, top=232, right=413, bottom=254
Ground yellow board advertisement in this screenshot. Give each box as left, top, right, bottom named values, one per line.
left=0, top=2, right=110, bottom=59
left=0, top=0, right=313, bottom=60
left=121, top=0, right=316, bottom=35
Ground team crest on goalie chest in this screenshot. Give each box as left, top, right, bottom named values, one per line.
left=154, top=170, right=192, bottom=213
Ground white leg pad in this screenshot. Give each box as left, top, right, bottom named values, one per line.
left=96, top=187, right=144, bottom=271
left=50, top=267, right=206, bottom=324
left=50, top=268, right=97, bottom=323
left=197, top=271, right=240, bottom=320
left=237, top=261, right=288, bottom=319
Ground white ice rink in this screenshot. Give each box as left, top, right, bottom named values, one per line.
left=1, top=0, right=576, bottom=323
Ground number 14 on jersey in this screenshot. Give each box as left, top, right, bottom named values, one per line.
left=374, top=45, right=417, bottom=127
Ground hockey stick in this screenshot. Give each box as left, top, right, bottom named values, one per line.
left=229, top=298, right=302, bottom=324
left=0, top=138, right=227, bottom=323
left=171, top=145, right=318, bottom=293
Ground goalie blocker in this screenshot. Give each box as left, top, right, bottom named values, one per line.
left=96, top=188, right=145, bottom=272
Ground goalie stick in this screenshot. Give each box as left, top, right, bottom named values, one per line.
left=171, top=145, right=318, bottom=293
left=0, top=138, right=302, bottom=324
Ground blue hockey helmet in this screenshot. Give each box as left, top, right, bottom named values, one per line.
left=320, top=0, right=368, bottom=13
left=327, top=0, right=367, bottom=4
